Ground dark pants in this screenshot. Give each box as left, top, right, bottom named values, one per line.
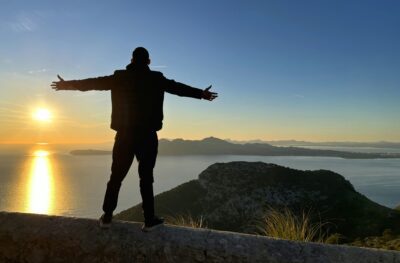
left=102, top=129, right=158, bottom=222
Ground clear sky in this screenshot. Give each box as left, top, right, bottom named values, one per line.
left=1, top=0, right=400, bottom=143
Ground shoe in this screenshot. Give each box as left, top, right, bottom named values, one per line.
left=99, top=213, right=112, bottom=229
left=142, top=216, right=164, bottom=232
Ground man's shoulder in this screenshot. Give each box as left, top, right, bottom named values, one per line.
left=149, top=70, right=164, bottom=78
left=113, top=69, right=127, bottom=76
left=113, top=69, right=163, bottom=77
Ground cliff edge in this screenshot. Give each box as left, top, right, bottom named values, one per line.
left=0, top=212, right=399, bottom=263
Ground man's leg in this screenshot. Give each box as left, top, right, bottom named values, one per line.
left=135, top=131, right=158, bottom=222
left=102, top=131, right=135, bottom=215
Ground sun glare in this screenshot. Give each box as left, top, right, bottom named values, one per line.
left=33, top=108, right=51, bottom=122
left=34, top=150, right=49, bottom=157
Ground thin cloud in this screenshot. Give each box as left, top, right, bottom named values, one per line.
left=4, top=11, right=44, bottom=32
left=28, top=69, right=48, bottom=74
left=151, top=65, right=167, bottom=69
left=8, top=16, right=36, bottom=32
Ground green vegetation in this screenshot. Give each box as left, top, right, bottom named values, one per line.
left=350, top=229, right=400, bottom=251
left=166, top=214, right=207, bottom=228
left=257, top=207, right=332, bottom=243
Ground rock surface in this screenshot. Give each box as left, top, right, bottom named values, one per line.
left=0, top=212, right=400, bottom=263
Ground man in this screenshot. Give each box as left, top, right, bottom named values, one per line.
left=51, top=47, right=218, bottom=231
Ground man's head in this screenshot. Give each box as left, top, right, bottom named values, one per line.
left=131, top=47, right=150, bottom=66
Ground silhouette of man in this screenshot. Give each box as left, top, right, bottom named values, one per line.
left=51, top=47, right=217, bottom=231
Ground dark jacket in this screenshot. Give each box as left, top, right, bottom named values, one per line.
left=63, top=64, right=203, bottom=131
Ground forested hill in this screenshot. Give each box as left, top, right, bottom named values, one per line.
left=116, top=161, right=400, bottom=241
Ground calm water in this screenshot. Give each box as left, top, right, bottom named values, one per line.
left=0, top=145, right=399, bottom=218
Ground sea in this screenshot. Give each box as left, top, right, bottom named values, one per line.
left=0, top=144, right=399, bottom=218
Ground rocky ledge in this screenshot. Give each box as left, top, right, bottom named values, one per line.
left=0, top=212, right=399, bottom=262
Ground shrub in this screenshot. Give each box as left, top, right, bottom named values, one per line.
left=257, top=206, right=332, bottom=243
left=166, top=213, right=207, bottom=228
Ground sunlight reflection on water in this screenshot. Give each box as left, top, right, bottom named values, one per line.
left=25, top=150, right=54, bottom=214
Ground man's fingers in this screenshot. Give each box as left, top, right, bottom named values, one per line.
left=202, top=86, right=217, bottom=101
left=203, top=90, right=218, bottom=101
left=57, top=74, right=65, bottom=81
left=51, top=80, right=62, bottom=90
left=205, top=92, right=218, bottom=101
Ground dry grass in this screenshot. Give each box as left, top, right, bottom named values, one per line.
left=166, top=214, right=207, bottom=229
left=258, top=207, right=331, bottom=243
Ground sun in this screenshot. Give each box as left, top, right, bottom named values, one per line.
left=33, top=108, right=52, bottom=122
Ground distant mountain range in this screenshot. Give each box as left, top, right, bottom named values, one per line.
left=115, top=161, right=400, bottom=241
left=225, top=139, right=400, bottom=148
left=70, top=137, right=400, bottom=159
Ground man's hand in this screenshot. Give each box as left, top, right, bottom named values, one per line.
left=202, top=85, right=218, bottom=101
left=51, top=75, right=69, bottom=90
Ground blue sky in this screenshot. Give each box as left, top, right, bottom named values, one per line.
left=1, top=1, right=400, bottom=143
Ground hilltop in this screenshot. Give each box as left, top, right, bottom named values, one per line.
left=116, top=161, right=400, bottom=242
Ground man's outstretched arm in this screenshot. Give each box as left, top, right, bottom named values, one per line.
left=51, top=74, right=114, bottom=91
left=161, top=74, right=218, bottom=101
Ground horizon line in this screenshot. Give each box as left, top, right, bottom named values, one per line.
left=1, top=137, right=400, bottom=145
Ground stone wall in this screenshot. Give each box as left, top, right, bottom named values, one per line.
left=0, top=212, right=399, bottom=262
